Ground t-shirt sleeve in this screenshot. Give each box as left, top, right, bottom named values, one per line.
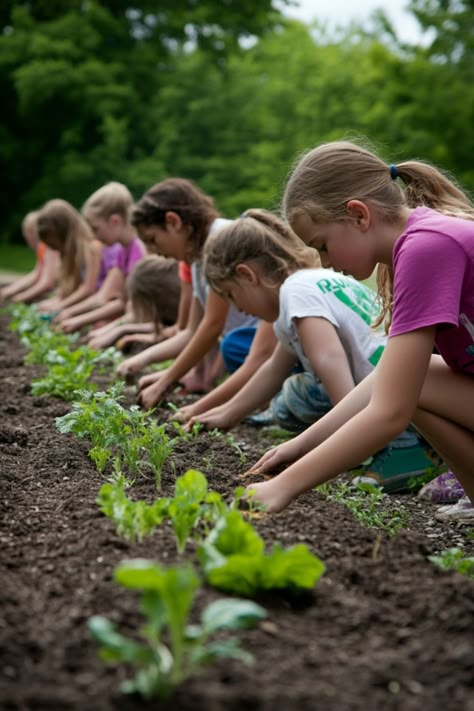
left=283, top=278, right=337, bottom=327
left=178, top=261, right=192, bottom=284
left=390, top=233, right=467, bottom=337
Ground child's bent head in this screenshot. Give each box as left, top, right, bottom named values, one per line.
left=37, top=199, right=93, bottom=296
left=132, top=178, right=218, bottom=262
left=21, top=210, right=40, bottom=250
left=82, top=182, right=134, bottom=223
left=127, top=255, right=180, bottom=333
left=203, top=209, right=319, bottom=296
left=37, top=199, right=92, bottom=253
left=283, top=141, right=405, bottom=229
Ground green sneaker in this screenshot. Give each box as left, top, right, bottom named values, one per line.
left=352, top=444, right=438, bottom=494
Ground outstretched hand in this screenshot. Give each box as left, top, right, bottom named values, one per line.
left=243, top=479, right=293, bottom=514
left=184, top=404, right=237, bottom=433
left=138, top=371, right=174, bottom=410
left=243, top=437, right=304, bottom=478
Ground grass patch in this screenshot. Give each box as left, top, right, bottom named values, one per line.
left=0, top=244, right=35, bottom=273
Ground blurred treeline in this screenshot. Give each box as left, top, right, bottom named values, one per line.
left=1, top=0, right=473, bottom=244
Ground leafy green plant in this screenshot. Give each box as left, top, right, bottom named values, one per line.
left=429, top=548, right=474, bottom=579
left=198, top=510, right=325, bottom=596
left=88, top=559, right=266, bottom=700
left=318, top=481, right=409, bottom=537
left=96, top=473, right=170, bottom=542
left=56, top=384, right=174, bottom=483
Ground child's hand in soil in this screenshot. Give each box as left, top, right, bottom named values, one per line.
left=244, top=479, right=293, bottom=514
left=138, top=371, right=173, bottom=410
left=117, top=353, right=146, bottom=377
left=185, top=404, right=237, bottom=433
left=245, top=438, right=305, bottom=478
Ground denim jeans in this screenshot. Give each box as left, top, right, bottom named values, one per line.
left=271, top=371, right=419, bottom=449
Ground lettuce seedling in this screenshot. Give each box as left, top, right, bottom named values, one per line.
left=198, top=511, right=325, bottom=596
left=96, top=474, right=169, bottom=542
left=429, top=548, right=474, bottom=579
left=88, top=559, right=266, bottom=700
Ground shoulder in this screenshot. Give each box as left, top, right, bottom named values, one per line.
left=395, top=208, right=472, bottom=260
left=91, top=239, right=103, bottom=258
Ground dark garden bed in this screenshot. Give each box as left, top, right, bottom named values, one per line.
left=0, top=311, right=473, bottom=711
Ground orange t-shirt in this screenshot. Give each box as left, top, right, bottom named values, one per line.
left=178, top=261, right=192, bottom=284
left=36, top=242, right=47, bottom=265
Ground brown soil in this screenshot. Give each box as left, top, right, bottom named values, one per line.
left=0, top=313, right=473, bottom=711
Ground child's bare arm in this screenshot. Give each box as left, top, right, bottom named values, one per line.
left=186, top=344, right=294, bottom=431
left=177, top=321, right=277, bottom=421
left=117, top=296, right=204, bottom=376
left=296, top=316, right=356, bottom=404
left=246, top=329, right=435, bottom=511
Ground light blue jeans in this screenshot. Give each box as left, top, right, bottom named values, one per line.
left=271, top=372, right=419, bottom=449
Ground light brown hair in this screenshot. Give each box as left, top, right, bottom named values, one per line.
left=203, top=208, right=319, bottom=296
left=82, top=182, right=134, bottom=222
left=127, top=255, right=180, bottom=334
left=283, top=139, right=474, bottom=329
left=37, top=199, right=94, bottom=297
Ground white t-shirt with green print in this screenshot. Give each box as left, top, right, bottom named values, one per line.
left=274, top=269, right=387, bottom=384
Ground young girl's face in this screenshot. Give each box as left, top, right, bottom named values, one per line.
left=292, top=213, right=376, bottom=281
left=139, top=223, right=188, bottom=262
left=86, top=215, right=120, bottom=246
left=220, top=267, right=280, bottom=322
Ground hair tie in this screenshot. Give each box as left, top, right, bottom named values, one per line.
left=389, top=164, right=398, bottom=180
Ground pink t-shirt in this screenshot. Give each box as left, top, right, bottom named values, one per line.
left=390, top=207, right=474, bottom=374
left=116, top=236, right=146, bottom=277
left=96, top=243, right=123, bottom=288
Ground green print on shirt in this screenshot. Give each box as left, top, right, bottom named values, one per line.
left=316, top=278, right=377, bottom=325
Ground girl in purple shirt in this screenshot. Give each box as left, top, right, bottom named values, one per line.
left=244, top=140, right=474, bottom=523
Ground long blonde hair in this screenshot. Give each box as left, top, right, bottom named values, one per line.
left=203, top=208, right=319, bottom=296
left=82, top=182, right=134, bottom=222
left=127, top=255, right=180, bottom=334
left=37, top=199, right=94, bottom=297
left=283, top=140, right=474, bottom=329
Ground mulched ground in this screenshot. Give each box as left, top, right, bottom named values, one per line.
left=0, top=311, right=473, bottom=711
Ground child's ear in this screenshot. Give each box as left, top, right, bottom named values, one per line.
left=235, top=263, right=258, bottom=283
left=345, top=200, right=370, bottom=229
left=164, top=211, right=183, bottom=230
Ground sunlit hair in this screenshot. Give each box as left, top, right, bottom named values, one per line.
left=37, top=199, right=94, bottom=297
left=203, top=208, right=319, bottom=296
left=127, top=255, right=180, bottom=334
left=131, top=178, right=219, bottom=262
left=82, top=182, right=134, bottom=222
left=283, top=139, right=474, bottom=330
left=21, top=210, right=40, bottom=249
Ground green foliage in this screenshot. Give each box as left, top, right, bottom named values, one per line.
left=198, top=510, right=325, bottom=596
left=428, top=548, right=474, bottom=580
left=97, top=473, right=169, bottom=543
left=56, top=383, right=173, bottom=483
left=88, top=559, right=266, bottom=700
left=96, top=469, right=234, bottom=551
left=318, top=481, right=409, bottom=536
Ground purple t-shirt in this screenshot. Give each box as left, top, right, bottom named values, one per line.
left=390, top=207, right=474, bottom=374
left=96, top=243, right=123, bottom=288
left=116, top=235, right=146, bottom=277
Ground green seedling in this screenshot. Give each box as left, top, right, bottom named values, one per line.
left=56, top=384, right=175, bottom=482
left=96, top=474, right=169, bottom=542
left=88, top=559, right=266, bottom=700
left=318, top=481, right=409, bottom=537
left=429, top=548, right=474, bottom=580
left=208, top=429, right=248, bottom=465
left=198, top=510, right=325, bottom=597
